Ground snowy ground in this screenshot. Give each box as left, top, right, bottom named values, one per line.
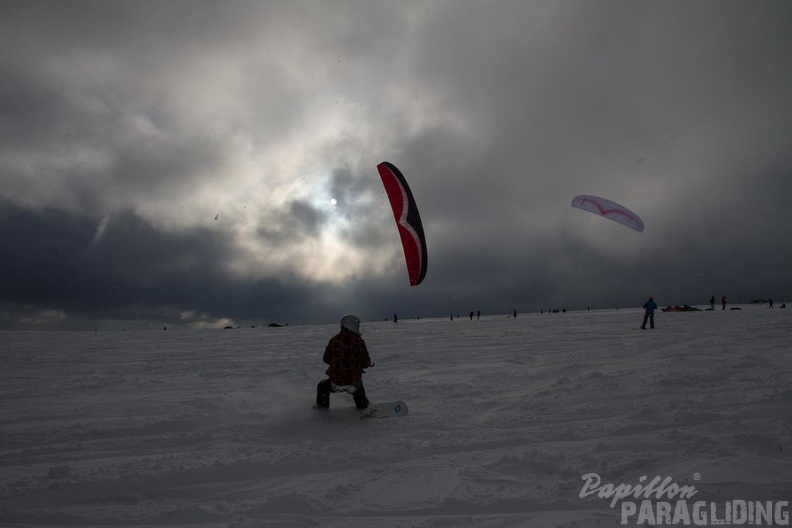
left=1, top=306, right=791, bottom=527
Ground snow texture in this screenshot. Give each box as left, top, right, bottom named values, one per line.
left=1, top=306, right=791, bottom=527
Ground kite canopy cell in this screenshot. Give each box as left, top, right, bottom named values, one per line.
left=377, top=162, right=428, bottom=286
left=571, top=194, right=644, bottom=233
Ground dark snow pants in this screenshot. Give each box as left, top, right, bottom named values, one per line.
left=316, top=380, right=369, bottom=410
left=641, top=312, right=654, bottom=329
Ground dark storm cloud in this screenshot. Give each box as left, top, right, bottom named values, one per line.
left=256, top=199, right=327, bottom=246
left=0, top=199, right=344, bottom=329
left=1, top=1, right=791, bottom=329
left=287, top=200, right=326, bottom=237
left=0, top=202, right=222, bottom=318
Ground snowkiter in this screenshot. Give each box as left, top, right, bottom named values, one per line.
left=641, top=296, right=658, bottom=329
left=315, top=314, right=373, bottom=411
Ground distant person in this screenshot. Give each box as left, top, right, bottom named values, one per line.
left=721, top=296, right=727, bottom=311
left=640, top=296, right=658, bottom=329
left=769, top=299, right=774, bottom=308
left=315, top=314, right=373, bottom=411
left=476, top=310, right=480, bottom=320
left=469, top=311, right=474, bottom=320
left=512, top=309, right=517, bottom=318
left=709, top=296, right=715, bottom=311
left=393, top=313, right=398, bottom=323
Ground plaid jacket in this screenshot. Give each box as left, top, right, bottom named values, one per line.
left=323, top=328, right=372, bottom=385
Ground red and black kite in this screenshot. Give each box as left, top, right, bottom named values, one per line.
left=377, top=162, right=428, bottom=286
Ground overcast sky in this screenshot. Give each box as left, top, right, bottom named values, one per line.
left=2, top=0, right=791, bottom=330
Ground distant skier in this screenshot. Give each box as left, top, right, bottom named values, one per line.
left=315, top=314, right=374, bottom=411
left=393, top=313, right=398, bottom=323
left=721, top=296, right=727, bottom=311
left=709, top=296, right=715, bottom=311
left=769, top=298, right=774, bottom=308
left=640, top=296, right=658, bottom=329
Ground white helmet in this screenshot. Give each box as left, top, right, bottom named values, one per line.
left=340, top=314, right=361, bottom=335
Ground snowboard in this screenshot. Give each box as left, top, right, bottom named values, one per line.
left=360, top=400, right=409, bottom=419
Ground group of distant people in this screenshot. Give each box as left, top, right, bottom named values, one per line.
left=394, top=310, right=526, bottom=322
left=642, top=293, right=784, bottom=329
left=449, top=311, right=484, bottom=320
left=708, top=296, right=728, bottom=311
left=708, top=295, right=782, bottom=310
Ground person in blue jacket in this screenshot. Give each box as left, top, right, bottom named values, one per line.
left=641, top=296, right=658, bottom=329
